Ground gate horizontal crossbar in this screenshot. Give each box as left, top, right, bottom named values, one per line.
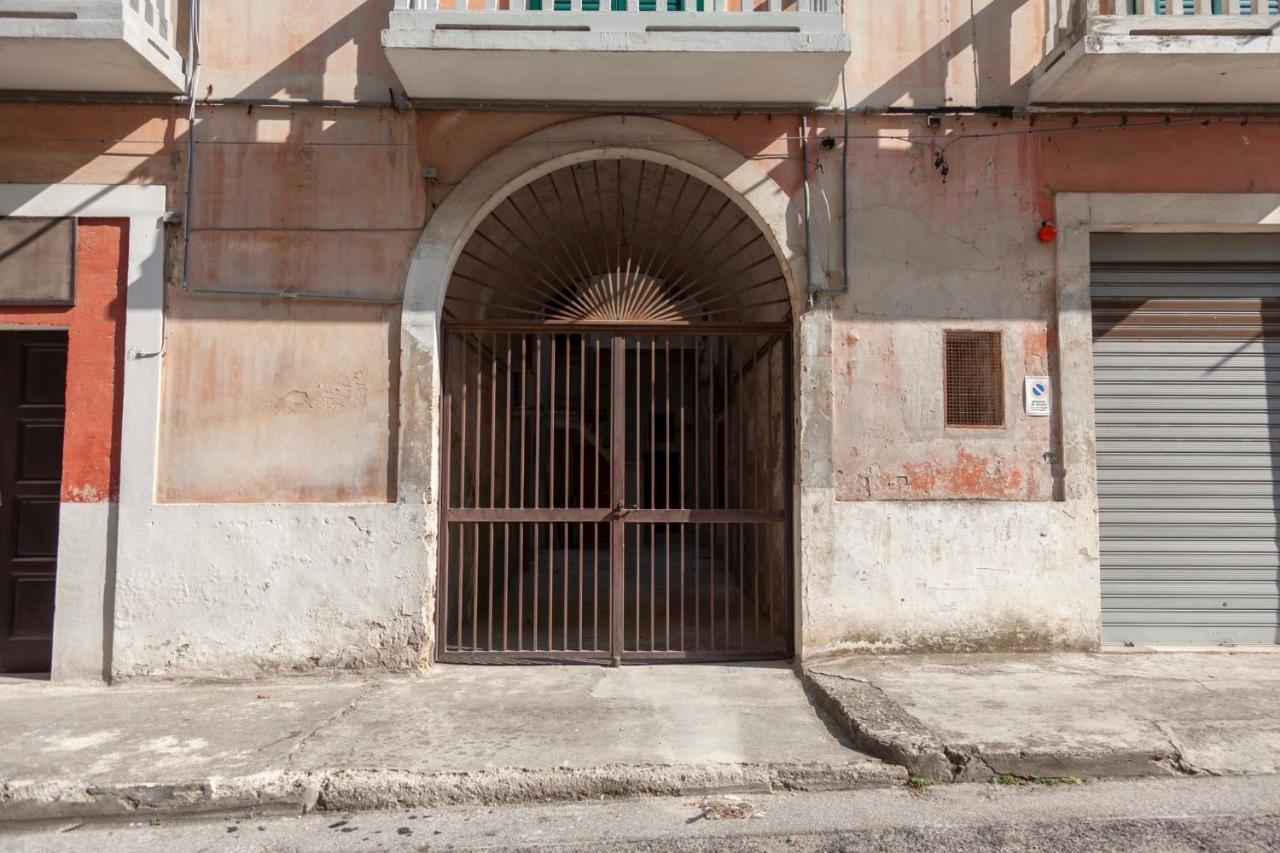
left=444, top=321, right=790, bottom=336
left=446, top=508, right=786, bottom=524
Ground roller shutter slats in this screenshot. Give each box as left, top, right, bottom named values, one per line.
left=1092, top=252, right=1280, bottom=645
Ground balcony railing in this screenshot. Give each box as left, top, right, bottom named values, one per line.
left=395, top=0, right=840, bottom=12
left=1031, top=0, right=1280, bottom=103
left=1092, top=1, right=1277, bottom=14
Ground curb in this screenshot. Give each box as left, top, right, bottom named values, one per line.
left=0, top=761, right=907, bottom=822
left=803, top=667, right=1185, bottom=784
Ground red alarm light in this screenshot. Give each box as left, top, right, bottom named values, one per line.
left=1037, top=221, right=1058, bottom=243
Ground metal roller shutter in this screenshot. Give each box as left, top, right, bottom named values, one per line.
left=1092, top=234, right=1280, bottom=646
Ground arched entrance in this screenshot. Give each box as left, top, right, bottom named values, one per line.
left=438, top=157, right=793, bottom=664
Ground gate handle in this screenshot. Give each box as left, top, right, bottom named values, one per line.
left=612, top=501, right=637, bottom=518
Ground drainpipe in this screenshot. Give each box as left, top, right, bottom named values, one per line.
left=806, top=68, right=852, bottom=305
left=800, top=114, right=815, bottom=301
left=180, top=0, right=202, bottom=294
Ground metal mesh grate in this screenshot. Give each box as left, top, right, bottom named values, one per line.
left=944, top=331, right=1004, bottom=427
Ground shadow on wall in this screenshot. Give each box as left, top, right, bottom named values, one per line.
left=852, top=0, right=1049, bottom=109
left=205, top=0, right=400, bottom=103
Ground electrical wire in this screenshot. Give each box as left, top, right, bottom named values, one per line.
left=2, top=113, right=1265, bottom=153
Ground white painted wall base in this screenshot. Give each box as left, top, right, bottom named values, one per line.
left=50, top=501, right=115, bottom=682
left=803, top=497, right=1100, bottom=655
left=110, top=504, right=433, bottom=680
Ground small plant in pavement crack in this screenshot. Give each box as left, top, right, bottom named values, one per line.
left=995, top=774, right=1082, bottom=787
left=908, top=776, right=935, bottom=792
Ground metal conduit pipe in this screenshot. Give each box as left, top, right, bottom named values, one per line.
left=806, top=67, right=851, bottom=303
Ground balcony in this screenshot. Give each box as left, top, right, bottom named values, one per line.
left=0, top=0, right=184, bottom=94
left=382, top=0, right=851, bottom=107
left=1031, top=1, right=1280, bottom=105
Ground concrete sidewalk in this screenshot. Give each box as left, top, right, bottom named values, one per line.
left=0, top=664, right=899, bottom=821
left=805, top=651, right=1280, bottom=783
left=4, top=652, right=1279, bottom=823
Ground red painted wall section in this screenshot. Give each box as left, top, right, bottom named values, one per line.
left=1039, top=118, right=1280, bottom=202
left=0, top=219, right=127, bottom=502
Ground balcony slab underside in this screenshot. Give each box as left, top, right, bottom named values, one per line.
left=0, top=2, right=183, bottom=94
left=383, top=12, right=851, bottom=106
left=1031, top=16, right=1280, bottom=105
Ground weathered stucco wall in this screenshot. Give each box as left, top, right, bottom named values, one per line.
left=846, top=0, right=1050, bottom=110
left=827, top=116, right=1057, bottom=503
left=182, top=0, right=1058, bottom=110
left=196, top=0, right=401, bottom=104
left=156, top=293, right=399, bottom=503
left=4, top=97, right=1280, bottom=676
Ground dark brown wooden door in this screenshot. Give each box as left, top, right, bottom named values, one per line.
left=0, top=332, right=67, bottom=674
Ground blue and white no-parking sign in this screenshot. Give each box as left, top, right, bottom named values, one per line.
left=1024, top=376, right=1052, bottom=416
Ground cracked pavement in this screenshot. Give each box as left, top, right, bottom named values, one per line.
left=805, top=650, right=1280, bottom=782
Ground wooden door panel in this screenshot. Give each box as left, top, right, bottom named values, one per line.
left=0, top=332, right=67, bottom=674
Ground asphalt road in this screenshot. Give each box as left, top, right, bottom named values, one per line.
left=2, top=775, right=1278, bottom=852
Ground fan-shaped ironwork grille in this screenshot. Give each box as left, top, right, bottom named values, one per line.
left=444, top=159, right=790, bottom=324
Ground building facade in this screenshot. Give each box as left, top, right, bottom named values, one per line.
left=0, top=0, right=1278, bottom=681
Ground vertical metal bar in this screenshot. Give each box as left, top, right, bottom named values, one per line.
left=458, top=338, right=468, bottom=644
left=721, top=338, right=730, bottom=650
left=490, top=334, right=498, bottom=509
left=722, top=336, right=729, bottom=514
left=766, top=336, right=776, bottom=639
left=634, top=337, right=641, bottom=652
left=594, top=337, right=601, bottom=649
left=550, top=335, right=557, bottom=510
left=548, top=336, right=556, bottom=652
left=737, top=340, right=745, bottom=647
left=649, top=337, right=656, bottom=652
left=679, top=335, right=686, bottom=651
left=533, top=335, right=542, bottom=650
left=475, top=335, right=484, bottom=511
left=783, top=331, right=795, bottom=655
left=503, top=334, right=512, bottom=651
left=568, top=514, right=573, bottom=648
left=439, top=333, right=452, bottom=653
left=502, top=521, right=509, bottom=652
left=456, top=520, right=464, bottom=649
left=737, top=523, right=744, bottom=648
left=694, top=337, right=701, bottom=651
left=460, top=333, right=468, bottom=510
left=518, top=522, right=526, bottom=651
left=610, top=333, right=626, bottom=665
left=579, top=336, right=586, bottom=650
left=471, top=521, right=479, bottom=652
left=664, top=338, right=671, bottom=651
left=753, top=522, right=760, bottom=644
left=519, top=335, right=528, bottom=651
left=488, top=336, right=498, bottom=650
left=563, top=336, right=570, bottom=652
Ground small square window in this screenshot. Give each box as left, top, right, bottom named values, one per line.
left=944, top=330, right=1004, bottom=428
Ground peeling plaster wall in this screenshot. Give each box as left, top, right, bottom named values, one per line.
left=827, top=116, right=1057, bottom=503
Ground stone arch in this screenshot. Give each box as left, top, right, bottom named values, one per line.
left=399, top=116, right=808, bottom=506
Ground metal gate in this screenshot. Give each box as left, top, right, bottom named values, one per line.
left=439, top=323, right=792, bottom=663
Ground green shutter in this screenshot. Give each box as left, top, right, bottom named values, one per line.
left=527, top=0, right=694, bottom=8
